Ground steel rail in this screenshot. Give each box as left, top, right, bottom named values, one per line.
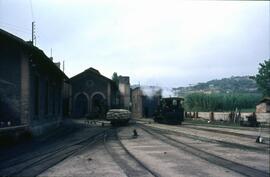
left=103, top=128, right=160, bottom=177
left=139, top=124, right=269, bottom=177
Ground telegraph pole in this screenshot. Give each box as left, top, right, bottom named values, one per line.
left=63, top=60, right=65, bottom=72
left=32, top=21, right=36, bottom=45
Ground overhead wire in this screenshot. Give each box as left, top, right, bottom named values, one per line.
left=0, top=25, right=30, bottom=35
left=0, top=20, right=31, bottom=32
left=0, top=0, right=33, bottom=35
left=29, top=0, right=34, bottom=21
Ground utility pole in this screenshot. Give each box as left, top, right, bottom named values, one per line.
left=63, top=60, right=65, bottom=72
left=32, top=21, right=36, bottom=45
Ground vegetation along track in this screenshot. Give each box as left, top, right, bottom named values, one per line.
left=138, top=124, right=269, bottom=177
left=103, top=128, right=160, bottom=177
left=0, top=129, right=108, bottom=177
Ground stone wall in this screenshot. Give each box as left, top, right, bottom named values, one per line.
left=118, top=76, right=130, bottom=110
left=1, top=29, right=67, bottom=137
left=256, top=113, right=270, bottom=124
left=131, top=88, right=143, bottom=118
left=20, top=51, right=30, bottom=125
left=256, top=103, right=270, bottom=113
left=70, top=69, right=113, bottom=118
left=0, top=42, right=22, bottom=127
left=131, top=87, right=160, bottom=118
left=28, top=55, right=64, bottom=124
left=30, top=120, right=61, bottom=136
left=0, top=80, right=20, bottom=126
left=189, top=112, right=270, bottom=124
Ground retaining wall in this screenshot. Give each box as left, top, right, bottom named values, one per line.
left=188, top=112, right=270, bottom=124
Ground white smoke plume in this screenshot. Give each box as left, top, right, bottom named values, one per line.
left=140, top=85, right=162, bottom=99
left=139, top=85, right=177, bottom=99
left=161, top=87, right=176, bottom=98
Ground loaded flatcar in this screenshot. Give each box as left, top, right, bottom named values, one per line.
left=154, top=97, right=184, bottom=125
left=106, top=109, right=131, bottom=126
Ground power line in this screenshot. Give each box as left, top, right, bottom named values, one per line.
left=0, top=20, right=31, bottom=31
left=28, top=0, right=34, bottom=20
left=0, top=24, right=31, bottom=35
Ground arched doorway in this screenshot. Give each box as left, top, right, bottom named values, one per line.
left=74, top=93, right=88, bottom=118
left=91, top=93, right=106, bottom=119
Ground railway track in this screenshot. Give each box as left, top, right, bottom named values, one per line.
left=0, top=123, right=79, bottom=163
left=0, top=129, right=108, bottom=177
left=140, top=123, right=268, bottom=153
left=183, top=125, right=270, bottom=143
left=103, top=128, right=159, bottom=177
left=138, top=124, right=270, bottom=177
left=136, top=119, right=269, bottom=143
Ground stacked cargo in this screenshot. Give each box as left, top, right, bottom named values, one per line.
left=106, top=109, right=131, bottom=125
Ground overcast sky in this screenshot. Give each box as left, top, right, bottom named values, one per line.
left=0, top=0, right=269, bottom=88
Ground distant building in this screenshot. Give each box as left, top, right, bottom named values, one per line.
left=131, top=86, right=161, bottom=118
left=256, top=97, right=270, bottom=113
left=0, top=29, right=68, bottom=135
left=69, top=67, right=119, bottom=118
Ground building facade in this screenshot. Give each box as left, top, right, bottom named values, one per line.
left=70, top=68, right=119, bottom=118
left=256, top=97, right=270, bottom=113
left=118, top=76, right=131, bottom=110
left=131, top=86, right=161, bottom=118
left=0, top=29, right=68, bottom=135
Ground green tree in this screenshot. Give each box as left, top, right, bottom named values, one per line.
left=254, top=59, right=270, bottom=96
left=184, top=92, right=260, bottom=112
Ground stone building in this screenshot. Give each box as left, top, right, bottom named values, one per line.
left=70, top=68, right=119, bottom=118
left=256, top=97, right=270, bottom=113
left=131, top=86, right=161, bottom=118
left=131, top=87, right=143, bottom=118
left=118, top=76, right=131, bottom=110
left=0, top=29, right=68, bottom=135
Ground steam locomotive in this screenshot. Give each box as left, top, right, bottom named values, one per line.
left=154, top=97, right=184, bottom=125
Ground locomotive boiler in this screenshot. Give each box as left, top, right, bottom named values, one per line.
left=154, top=97, right=184, bottom=125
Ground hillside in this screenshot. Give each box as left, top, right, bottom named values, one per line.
left=173, top=76, right=260, bottom=96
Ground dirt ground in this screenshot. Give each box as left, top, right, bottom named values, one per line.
left=39, top=141, right=127, bottom=177
left=2, top=118, right=269, bottom=177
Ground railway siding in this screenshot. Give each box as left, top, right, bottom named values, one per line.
left=118, top=126, right=245, bottom=177
left=104, top=129, right=157, bottom=177
left=138, top=123, right=270, bottom=176
left=184, top=124, right=270, bottom=141
left=138, top=124, right=269, bottom=177
left=0, top=125, right=109, bottom=177
left=139, top=121, right=269, bottom=150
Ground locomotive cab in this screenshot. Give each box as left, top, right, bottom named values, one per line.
left=154, top=97, right=184, bottom=125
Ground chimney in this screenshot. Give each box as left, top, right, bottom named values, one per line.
left=54, top=62, right=61, bottom=68
left=26, top=41, right=33, bottom=45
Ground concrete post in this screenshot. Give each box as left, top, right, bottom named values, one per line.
left=210, top=112, right=214, bottom=122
